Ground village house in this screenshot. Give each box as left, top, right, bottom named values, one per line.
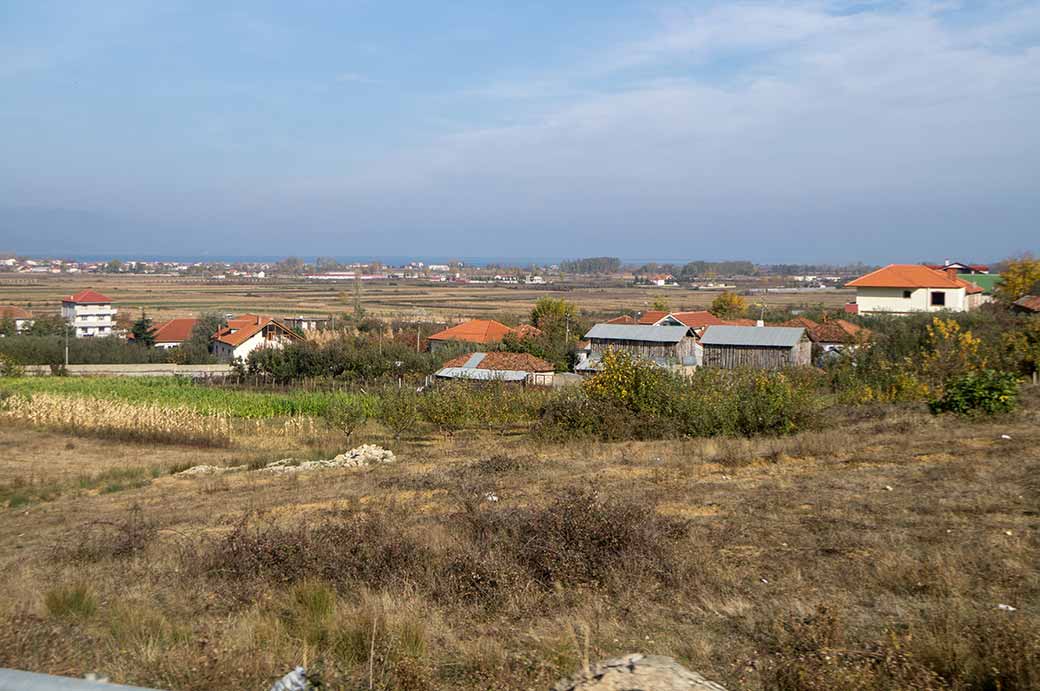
left=147, top=318, right=199, bottom=349
left=637, top=273, right=675, bottom=287
left=700, top=325, right=811, bottom=369
left=925, top=260, right=989, bottom=274
left=426, top=319, right=538, bottom=353
left=61, top=289, right=116, bottom=338
left=435, top=352, right=555, bottom=386
left=0, top=305, right=34, bottom=334
left=847, top=264, right=984, bottom=315
left=211, top=315, right=302, bottom=361
left=780, top=316, right=871, bottom=355
left=575, top=323, right=700, bottom=374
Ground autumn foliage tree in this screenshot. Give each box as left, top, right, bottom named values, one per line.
left=710, top=291, right=746, bottom=319
left=995, top=255, right=1040, bottom=303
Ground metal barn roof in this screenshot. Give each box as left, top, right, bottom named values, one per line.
left=584, top=323, right=691, bottom=343
left=700, top=325, right=805, bottom=348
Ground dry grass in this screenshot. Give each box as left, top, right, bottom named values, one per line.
left=0, top=395, right=1037, bottom=690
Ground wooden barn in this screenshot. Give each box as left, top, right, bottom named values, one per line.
left=576, top=324, right=700, bottom=373
left=700, top=325, right=811, bottom=369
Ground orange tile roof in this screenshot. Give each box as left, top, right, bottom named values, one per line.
left=638, top=310, right=728, bottom=328
left=847, top=264, right=982, bottom=293
left=427, top=319, right=515, bottom=344
left=63, top=289, right=112, bottom=304
left=213, top=315, right=301, bottom=347
left=442, top=351, right=554, bottom=372
left=150, top=318, right=198, bottom=344
left=606, top=314, right=637, bottom=324
left=0, top=305, right=32, bottom=319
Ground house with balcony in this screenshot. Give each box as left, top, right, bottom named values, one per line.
left=61, top=290, right=116, bottom=338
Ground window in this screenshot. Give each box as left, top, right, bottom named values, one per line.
left=930, top=291, right=946, bottom=307
left=903, top=290, right=913, bottom=299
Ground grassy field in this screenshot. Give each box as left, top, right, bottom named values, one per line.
left=0, top=391, right=1036, bottom=690
left=0, top=274, right=853, bottom=323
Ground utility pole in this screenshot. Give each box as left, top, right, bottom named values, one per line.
left=64, top=320, right=69, bottom=367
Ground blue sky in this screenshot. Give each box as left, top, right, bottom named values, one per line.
left=1, top=0, right=1038, bottom=262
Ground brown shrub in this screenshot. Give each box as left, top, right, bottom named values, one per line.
left=64, top=504, right=157, bottom=561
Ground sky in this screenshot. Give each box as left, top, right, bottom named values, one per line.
left=1, top=0, right=1038, bottom=263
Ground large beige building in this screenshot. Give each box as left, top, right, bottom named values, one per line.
left=847, top=265, right=984, bottom=315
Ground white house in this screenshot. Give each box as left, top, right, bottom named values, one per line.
left=211, top=315, right=302, bottom=361
left=847, top=265, right=984, bottom=315
left=61, top=290, right=116, bottom=338
left=0, top=305, right=34, bottom=334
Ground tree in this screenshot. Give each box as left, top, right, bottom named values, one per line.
left=172, top=313, right=225, bottom=364
left=0, top=318, right=15, bottom=337
left=103, top=259, right=123, bottom=273
left=559, top=257, right=621, bottom=274
left=131, top=312, right=155, bottom=347
left=650, top=296, right=670, bottom=312
left=531, top=297, right=578, bottom=333
left=27, top=314, right=68, bottom=337
left=711, top=291, right=746, bottom=319
left=995, top=255, right=1040, bottom=303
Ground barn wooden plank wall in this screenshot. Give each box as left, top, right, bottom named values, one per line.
left=702, top=341, right=811, bottom=369
left=589, top=337, right=697, bottom=361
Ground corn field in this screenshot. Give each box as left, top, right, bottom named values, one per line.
left=2, top=393, right=234, bottom=447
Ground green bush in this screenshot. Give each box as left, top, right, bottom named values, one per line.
left=535, top=355, right=819, bottom=441
left=378, top=388, right=421, bottom=440
left=929, top=370, right=1019, bottom=416
left=323, top=397, right=369, bottom=437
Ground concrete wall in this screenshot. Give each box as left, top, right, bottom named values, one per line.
left=23, top=364, right=233, bottom=378
left=855, top=286, right=969, bottom=314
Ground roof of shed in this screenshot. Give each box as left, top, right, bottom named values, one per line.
left=700, top=325, right=806, bottom=347
left=584, top=323, right=691, bottom=343
left=442, top=351, right=554, bottom=372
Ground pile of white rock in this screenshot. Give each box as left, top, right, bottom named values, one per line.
left=260, top=444, right=396, bottom=474
left=176, top=444, right=395, bottom=478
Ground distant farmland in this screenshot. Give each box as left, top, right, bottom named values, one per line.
left=0, top=275, right=853, bottom=322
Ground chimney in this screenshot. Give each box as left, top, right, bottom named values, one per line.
left=945, top=267, right=958, bottom=281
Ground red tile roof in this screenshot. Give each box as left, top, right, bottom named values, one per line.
left=847, top=264, right=983, bottom=293
left=1012, top=295, right=1040, bottom=313
left=606, top=314, right=637, bottom=324
left=150, top=318, right=198, bottom=344
left=427, top=319, right=515, bottom=344
left=0, top=305, right=32, bottom=320
left=213, top=315, right=301, bottom=347
left=63, top=289, right=112, bottom=304
left=780, top=317, right=871, bottom=344
left=442, top=351, right=554, bottom=372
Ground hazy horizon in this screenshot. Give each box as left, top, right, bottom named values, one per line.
left=2, top=2, right=1038, bottom=263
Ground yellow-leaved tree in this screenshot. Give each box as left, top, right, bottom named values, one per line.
left=710, top=291, right=746, bottom=319
left=919, top=317, right=985, bottom=389
left=995, top=255, right=1040, bottom=303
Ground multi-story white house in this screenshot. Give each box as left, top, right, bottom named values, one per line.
left=847, top=265, right=984, bottom=315
left=61, top=290, right=117, bottom=337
